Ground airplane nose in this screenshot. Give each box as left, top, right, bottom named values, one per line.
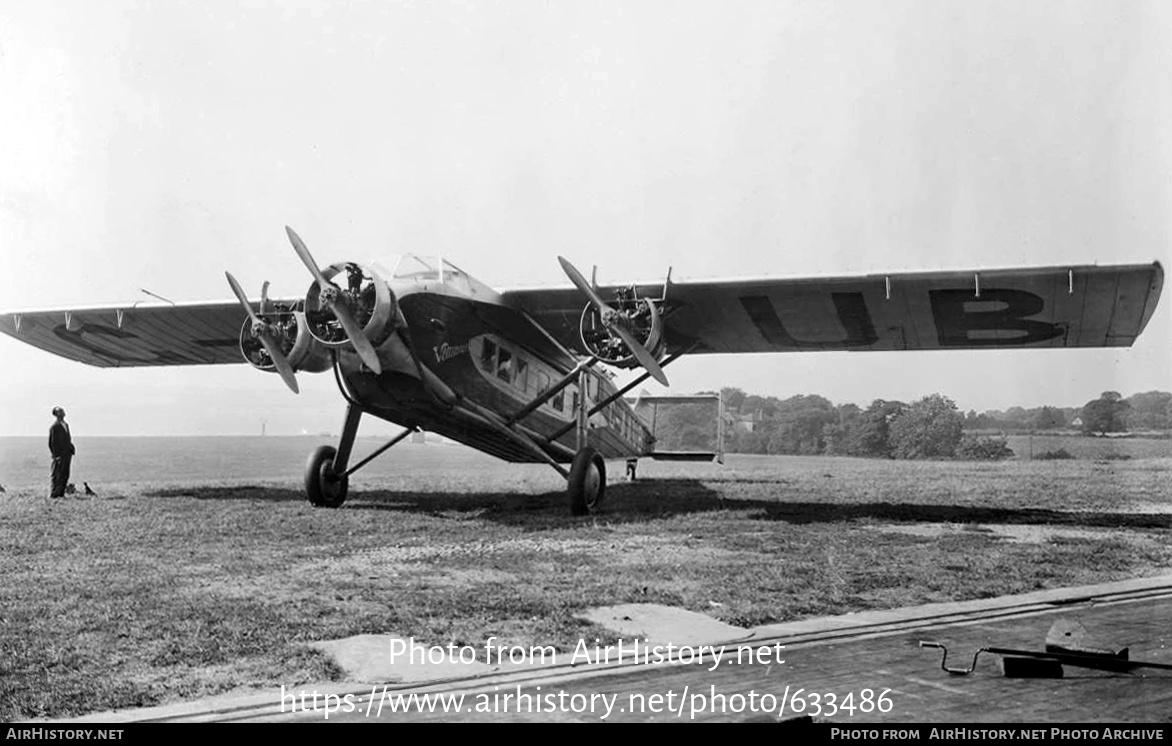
left=286, top=226, right=389, bottom=374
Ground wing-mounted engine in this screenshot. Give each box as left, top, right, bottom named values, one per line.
left=558, top=256, right=670, bottom=385
left=304, top=261, right=398, bottom=351
left=578, top=289, right=666, bottom=368
left=238, top=309, right=331, bottom=375
left=226, top=272, right=312, bottom=393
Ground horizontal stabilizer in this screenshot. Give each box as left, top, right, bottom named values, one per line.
left=648, top=451, right=722, bottom=462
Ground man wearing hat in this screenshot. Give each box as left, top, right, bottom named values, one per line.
left=49, top=406, right=75, bottom=498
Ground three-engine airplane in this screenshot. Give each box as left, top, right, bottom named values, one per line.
left=0, top=227, right=1162, bottom=514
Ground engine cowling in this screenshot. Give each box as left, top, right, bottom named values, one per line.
left=239, top=310, right=332, bottom=374
left=578, top=297, right=666, bottom=367
left=304, top=262, right=398, bottom=350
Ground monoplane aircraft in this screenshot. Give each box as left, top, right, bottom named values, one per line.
left=1, top=227, right=1162, bottom=514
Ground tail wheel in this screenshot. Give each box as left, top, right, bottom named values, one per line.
left=568, top=447, right=606, bottom=516
left=306, top=445, right=348, bottom=508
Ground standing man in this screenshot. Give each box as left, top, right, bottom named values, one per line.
left=49, top=406, right=75, bottom=499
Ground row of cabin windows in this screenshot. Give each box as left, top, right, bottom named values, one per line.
left=480, top=338, right=569, bottom=413
left=479, top=337, right=641, bottom=443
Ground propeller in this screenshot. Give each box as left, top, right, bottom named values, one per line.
left=225, top=271, right=300, bottom=394
left=285, top=225, right=383, bottom=374
left=557, top=256, right=669, bottom=386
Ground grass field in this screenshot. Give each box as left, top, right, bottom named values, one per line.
left=2, top=446, right=1170, bottom=721
left=1003, top=433, right=1172, bottom=461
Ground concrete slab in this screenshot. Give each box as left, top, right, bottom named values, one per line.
left=309, top=635, right=497, bottom=683
left=577, top=604, right=751, bottom=646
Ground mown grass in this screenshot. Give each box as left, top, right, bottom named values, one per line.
left=1, top=453, right=1170, bottom=721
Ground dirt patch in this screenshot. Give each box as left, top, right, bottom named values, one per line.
left=871, top=523, right=1116, bottom=543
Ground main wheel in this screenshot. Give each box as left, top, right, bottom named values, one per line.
left=306, top=445, right=348, bottom=508
left=568, top=447, right=606, bottom=516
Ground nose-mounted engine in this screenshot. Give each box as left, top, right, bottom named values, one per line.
left=304, top=262, right=398, bottom=352
left=578, top=287, right=666, bottom=368
left=226, top=228, right=400, bottom=394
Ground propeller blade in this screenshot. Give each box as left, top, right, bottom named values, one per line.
left=609, top=322, right=669, bottom=386
left=225, top=271, right=300, bottom=394
left=225, top=271, right=263, bottom=328
left=330, top=300, right=383, bottom=374
left=285, top=225, right=331, bottom=288
left=285, top=226, right=382, bottom=374
left=558, top=256, right=611, bottom=315
left=558, top=256, right=669, bottom=387
left=260, top=331, right=301, bottom=394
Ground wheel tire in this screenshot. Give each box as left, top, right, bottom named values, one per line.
left=306, top=445, right=348, bottom=508
left=568, top=447, right=606, bottom=516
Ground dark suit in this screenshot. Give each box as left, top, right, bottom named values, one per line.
left=49, top=420, right=74, bottom=497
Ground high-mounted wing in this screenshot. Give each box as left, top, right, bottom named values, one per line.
left=0, top=301, right=255, bottom=367
left=503, top=263, right=1163, bottom=356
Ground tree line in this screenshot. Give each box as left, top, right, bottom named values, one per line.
left=961, top=390, right=1172, bottom=434
left=652, top=389, right=1171, bottom=461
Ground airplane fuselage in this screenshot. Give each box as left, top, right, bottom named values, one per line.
left=332, top=258, right=654, bottom=464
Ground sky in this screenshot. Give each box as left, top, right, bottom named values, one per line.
left=0, top=0, right=1169, bottom=436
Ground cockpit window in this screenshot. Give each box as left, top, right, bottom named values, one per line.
left=479, top=338, right=497, bottom=370
left=393, top=255, right=440, bottom=280
left=496, top=348, right=513, bottom=382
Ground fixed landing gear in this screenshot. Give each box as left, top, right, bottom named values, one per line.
left=568, top=446, right=606, bottom=516
left=306, top=445, right=348, bottom=508
left=303, top=400, right=418, bottom=508
left=305, top=401, right=363, bottom=508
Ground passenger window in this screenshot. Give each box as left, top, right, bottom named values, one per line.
left=553, top=388, right=565, bottom=412
left=480, top=339, right=497, bottom=371
left=515, top=359, right=528, bottom=390
left=572, top=391, right=580, bottom=414
left=535, top=371, right=550, bottom=395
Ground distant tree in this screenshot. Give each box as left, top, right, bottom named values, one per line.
left=823, top=403, right=864, bottom=455
left=1032, top=406, right=1066, bottom=431
left=889, top=394, right=964, bottom=459
left=730, top=429, right=769, bottom=454
left=1081, top=391, right=1130, bottom=435
left=830, top=399, right=905, bottom=457
left=721, top=387, right=747, bottom=413
left=963, top=410, right=996, bottom=430
left=837, top=403, right=862, bottom=421
left=1004, top=406, right=1029, bottom=424
left=1124, top=391, right=1172, bottom=431
left=767, top=395, right=837, bottom=454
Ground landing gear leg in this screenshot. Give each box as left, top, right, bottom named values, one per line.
left=567, top=368, right=605, bottom=515
left=306, top=402, right=362, bottom=508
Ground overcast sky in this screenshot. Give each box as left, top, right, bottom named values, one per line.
left=0, top=0, right=1168, bottom=436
